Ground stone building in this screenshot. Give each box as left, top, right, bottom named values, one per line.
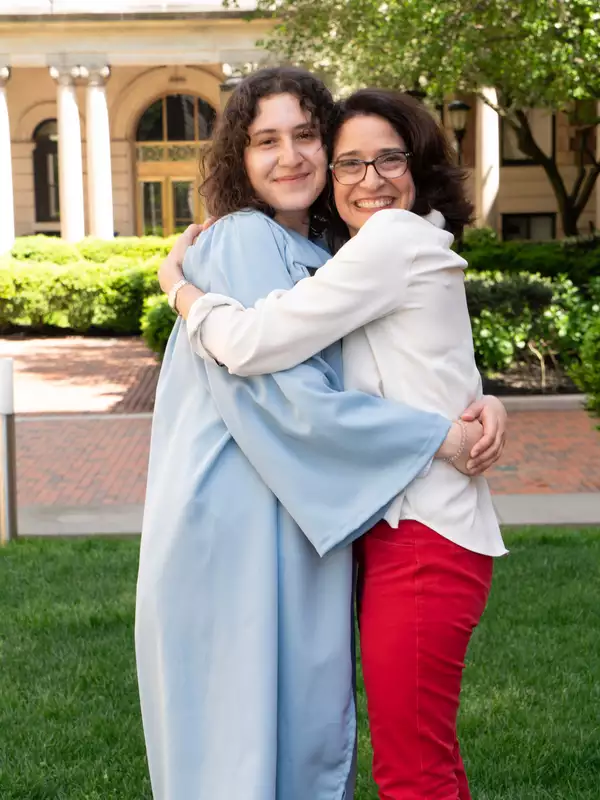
left=0, top=1, right=598, bottom=252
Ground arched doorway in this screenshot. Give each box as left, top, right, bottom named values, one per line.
left=135, top=94, right=216, bottom=236
left=33, top=119, right=60, bottom=225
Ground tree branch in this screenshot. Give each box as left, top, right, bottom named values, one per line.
left=574, top=163, right=600, bottom=217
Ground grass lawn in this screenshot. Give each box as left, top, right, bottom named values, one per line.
left=1, top=528, right=599, bottom=799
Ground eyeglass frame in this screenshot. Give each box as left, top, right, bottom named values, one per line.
left=329, top=150, right=413, bottom=184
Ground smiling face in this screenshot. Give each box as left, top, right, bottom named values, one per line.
left=244, top=93, right=328, bottom=230
left=332, top=113, right=416, bottom=237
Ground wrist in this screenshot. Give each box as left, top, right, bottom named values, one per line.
left=168, top=278, right=189, bottom=312
left=435, top=421, right=463, bottom=461
left=159, top=257, right=185, bottom=294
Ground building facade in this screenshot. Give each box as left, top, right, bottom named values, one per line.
left=0, top=2, right=598, bottom=252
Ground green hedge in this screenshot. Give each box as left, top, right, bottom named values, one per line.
left=570, top=315, right=600, bottom=419
left=460, top=229, right=600, bottom=290
left=139, top=274, right=600, bottom=375
left=0, top=258, right=163, bottom=334
left=10, top=235, right=177, bottom=264
left=140, top=296, right=177, bottom=357
left=0, top=237, right=168, bottom=334
left=2, top=235, right=598, bottom=383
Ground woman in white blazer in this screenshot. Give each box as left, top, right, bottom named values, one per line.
left=160, top=89, right=507, bottom=800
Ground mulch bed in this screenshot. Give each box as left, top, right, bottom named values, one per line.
left=482, top=361, right=581, bottom=396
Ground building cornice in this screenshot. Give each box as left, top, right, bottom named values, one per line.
left=0, top=11, right=266, bottom=23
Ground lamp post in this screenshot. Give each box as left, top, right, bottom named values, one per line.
left=447, top=100, right=471, bottom=165
left=0, top=358, right=17, bottom=544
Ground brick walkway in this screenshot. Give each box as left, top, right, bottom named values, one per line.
left=5, top=335, right=600, bottom=509
left=13, top=409, right=600, bottom=508
left=0, top=336, right=158, bottom=414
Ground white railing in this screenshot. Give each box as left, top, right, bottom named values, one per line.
left=0, top=0, right=257, bottom=14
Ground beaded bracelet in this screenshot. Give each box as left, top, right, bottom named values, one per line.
left=444, top=419, right=468, bottom=464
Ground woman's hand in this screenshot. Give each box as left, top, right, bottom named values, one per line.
left=460, top=395, right=507, bottom=474
left=158, top=223, right=203, bottom=294
left=436, top=419, right=484, bottom=475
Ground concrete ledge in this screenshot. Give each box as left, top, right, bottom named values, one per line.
left=16, top=494, right=600, bottom=537
left=493, top=493, right=600, bottom=527
left=500, top=394, right=586, bottom=412
left=19, top=504, right=143, bottom=537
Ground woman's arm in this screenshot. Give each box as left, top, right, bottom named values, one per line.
left=161, top=218, right=507, bottom=474
left=161, top=210, right=456, bottom=375
left=176, top=212, right=483, bottom=556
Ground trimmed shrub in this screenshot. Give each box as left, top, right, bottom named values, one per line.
left=460, top=234, right=600, bottom=290
left=76, top=236, right=177, bottom=263
left=571, top=315, right=600, bottom=418
left=461, top=226, right=498, bottom=248
left=141, top=295, right=177, bottom=357
left=10, top=236, right=81, bottom=265
left=465, top=271, right=593, bottom=374
left=3, top=235, right=596, bottom=381
left=0, top=260, right=149, bottom=333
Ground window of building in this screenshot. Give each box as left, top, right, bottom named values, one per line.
left=569, top=100, right=597, bottom=166
left=501, top=109, right=556, bottom=164
left=33, top=119, right=60, bottom=223
left=502, top=213, right=556, bottom=241
left=136, top=94, right=216, bottom=143
left=135, top=94, right=217, bottom=236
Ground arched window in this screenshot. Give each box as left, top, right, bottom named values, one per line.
left=136, top=94, right=216, bottom=143
left=33, top=119, right=60, bottom=223
left=135, top=94, right=216, bottom=236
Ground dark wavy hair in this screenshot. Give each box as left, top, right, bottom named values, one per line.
left=200, top=67, right=335, bottom=234
left=327, top=89, right=474, bottom=243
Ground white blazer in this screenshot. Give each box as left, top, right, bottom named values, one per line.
left=186, top=209, right=507, bottom=557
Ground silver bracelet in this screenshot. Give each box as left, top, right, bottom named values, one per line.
left=444, top=420, right=468, bottom=464
left=168, top=278, right=189, bottom=312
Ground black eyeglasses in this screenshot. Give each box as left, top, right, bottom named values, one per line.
left=329, top=150, right=412, bottom=185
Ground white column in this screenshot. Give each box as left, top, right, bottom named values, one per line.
left=86, top=66, right=114, bottom=239
left=0, top=66, right=15, bottom=254
left=51, top=67, right=85, bottom=241
left=474, top=88, right=500, bottom=230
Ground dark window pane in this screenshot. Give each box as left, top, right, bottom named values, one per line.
left=166, top=94, right=195, bottom=141
left=197, top=99, right=217, bottom=140
left=141, top=182, right=164, bottom=235
left=34, top=118, right=58, bottom=142
left=33, top=139, right=60, bottom=222
left=137, top=99, right=164, bottom=141
left=502, top=216, right=529, bottom=241
left=502, top=214, right=555, bottom=241
left=172, top=181, right=195, bottom=232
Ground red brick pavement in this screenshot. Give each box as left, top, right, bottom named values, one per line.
left=488, top=410, right=600, bottom=494
left=5, top=333, right=599, bottom=507
left=17, top=417, right=151, bottom=507
left=14, top=410, right=600, bottom=509
left=0, top=336, right=159, bottom=414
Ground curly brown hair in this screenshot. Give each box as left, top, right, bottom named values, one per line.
left=327, top=89, right=474, bottom=243
left=200, top=67, right=336, bottom=233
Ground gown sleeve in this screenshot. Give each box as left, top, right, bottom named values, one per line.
left=186, top=209, right=459, bottom=375
left=183, top=211, right=451, bottom=556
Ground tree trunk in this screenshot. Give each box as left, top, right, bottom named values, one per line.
left=511, top=111, right=599, bottom=237
left=561, top=208, right=581, bottom=237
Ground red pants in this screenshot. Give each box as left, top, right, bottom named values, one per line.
left=355, top=519, right=493, bottom=800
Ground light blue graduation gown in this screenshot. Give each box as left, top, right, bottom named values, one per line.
left=135, top=210, right=450, bottom=800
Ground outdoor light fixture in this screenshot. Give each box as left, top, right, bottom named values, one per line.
left=406, top=88, right=427, bottom=102
left=219, top=74, right=243, bottom=110
left=447, top=99, right=471, bottom=165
